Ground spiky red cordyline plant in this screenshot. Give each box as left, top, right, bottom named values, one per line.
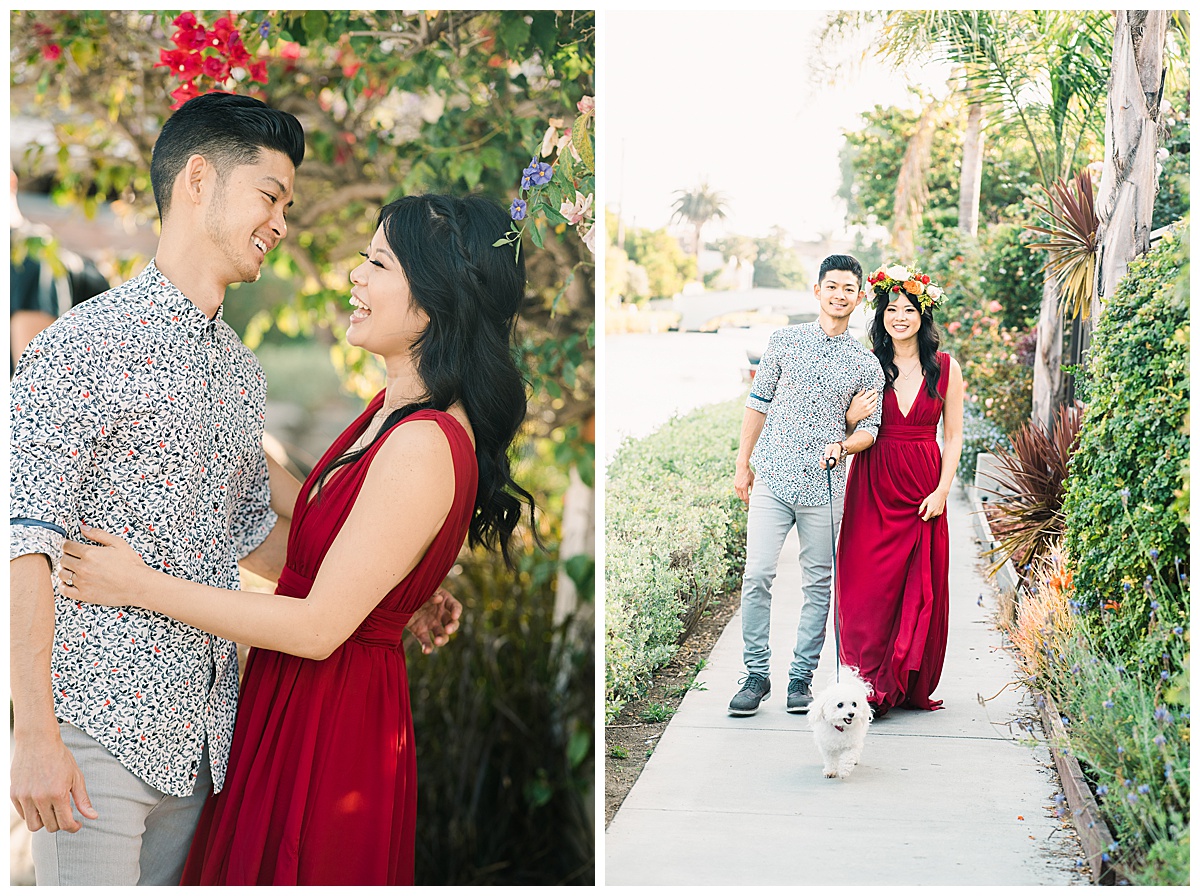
left=1026, top=168, right=1099, bottom=320
left=981, top=401, right=1085, bottom=576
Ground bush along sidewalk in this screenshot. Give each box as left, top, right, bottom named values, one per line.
left=605, top=397, right=747, bottom=722
left=1002, top=224, right=1190, bottom=885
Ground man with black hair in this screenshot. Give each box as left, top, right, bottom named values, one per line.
left=729, top=254, right=885, bottom=716
left=8, top=92, right=306, bottom=885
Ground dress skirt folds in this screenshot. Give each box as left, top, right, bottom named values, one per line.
left=181, top=397, right=477, bottom=885
left=836, top=353, right=950, bottom=714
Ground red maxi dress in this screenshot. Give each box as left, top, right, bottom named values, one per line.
left=836, top=352, right=950, bottom=714
left=181, top=395, right=478, bottom=885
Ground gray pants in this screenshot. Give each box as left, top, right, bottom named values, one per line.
left=31, top=722, right=212, bottom=886
left=740, top=480, right=843, bottom=683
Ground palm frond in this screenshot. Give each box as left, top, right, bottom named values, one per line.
left=1025, top=169, right=1099, bottom=319
left=981, top=402, right=1086, bottom=574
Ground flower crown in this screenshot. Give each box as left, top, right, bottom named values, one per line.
left=867, top=263, right=947, bottom=313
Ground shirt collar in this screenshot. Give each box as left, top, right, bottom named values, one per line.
left=141, top=259, right=225, bottom=338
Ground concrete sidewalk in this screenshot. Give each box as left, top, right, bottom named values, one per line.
left=605, top=483, right=1087, bottom=886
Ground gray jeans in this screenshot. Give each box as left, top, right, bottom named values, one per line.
left=31, top=721, right=212, bottom=886
left=740, top=479, right=843, bottom=683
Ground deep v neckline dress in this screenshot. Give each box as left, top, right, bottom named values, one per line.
left=180, top=393, right=478, bottom=884
left=835, top=353, right=951, bottom=714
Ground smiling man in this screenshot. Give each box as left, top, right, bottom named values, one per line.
left=9, top=92, right=306, bottom=885
left=729, top=254, right=885, bottom=716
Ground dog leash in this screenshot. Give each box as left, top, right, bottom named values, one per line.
left=825, top=455, right=841, bottom=685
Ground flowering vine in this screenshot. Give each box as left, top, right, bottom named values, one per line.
left=496, top=95, right=595, bottom=261
left=156, top=12, right=270, bottom=109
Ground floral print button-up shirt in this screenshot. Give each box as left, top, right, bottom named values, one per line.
left=9, top=259, right=277, bottom=797
left=747, top=321, right=884, bottom=506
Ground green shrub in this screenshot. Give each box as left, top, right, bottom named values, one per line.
left=605, top=398, right=747, bottom=722
left=407, top=543, right=594, bottom=885
left=958, top=402, right=1010, bottom=483
left=1060, top=224, right=1190, bottom=660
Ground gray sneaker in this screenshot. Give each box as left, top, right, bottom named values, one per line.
left=728, top=673, right=771, bottom=716
left=786, top=678, right=813, bottom=713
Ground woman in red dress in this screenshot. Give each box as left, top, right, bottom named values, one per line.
left=837, top=265, right=963, bottom=717
left=60, top=194, right=536, bottom=884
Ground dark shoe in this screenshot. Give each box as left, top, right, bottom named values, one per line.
left=786, top=678, right=813, bottom=713
left=728, top=673, right=771, bottom=715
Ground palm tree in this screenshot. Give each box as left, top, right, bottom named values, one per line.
left=1091, top=11, right=1174, bottom=319
left=877, top=10, right=1113, bottom=430
left=670, top=181, right=729, bottom=277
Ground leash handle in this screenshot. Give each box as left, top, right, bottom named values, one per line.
left=826, top=458, right=841, bottom=685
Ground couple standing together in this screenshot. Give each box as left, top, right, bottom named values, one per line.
left=10, top=92, right=534, bottom=885
left=730, top=254, right=964, bottom=718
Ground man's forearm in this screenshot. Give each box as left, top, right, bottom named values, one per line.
left=736, top=409, right=767, bottom=467
left=11, top=553, right=61, bottom=742
left=841, top=430, right=875, bottom=456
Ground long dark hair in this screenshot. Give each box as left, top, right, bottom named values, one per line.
left=315, top=194, right=535, bottom=567
left=867, top=290, right=942, bottom=401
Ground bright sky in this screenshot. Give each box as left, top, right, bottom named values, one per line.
left=604, top=10, right=951, bottom=242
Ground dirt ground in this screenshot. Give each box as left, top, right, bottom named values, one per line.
left=603, top=591, right=740, bottom=827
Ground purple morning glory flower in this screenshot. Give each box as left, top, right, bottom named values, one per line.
left=509, top=198, right=528, bottom=221
left=259, top=21, right=271, bottom=38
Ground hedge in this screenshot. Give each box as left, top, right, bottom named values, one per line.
left=1060, top=224, right=1190, bottom=661
left=605, top=398, right=747, bottom=722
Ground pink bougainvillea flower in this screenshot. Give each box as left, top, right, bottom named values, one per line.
left=158, top=47, right=204, bottom=81
left=201, top=54, right=230, bottom=81
left=41, top=43, right=61, bottom=61
left=169, top=79, right=203, bottom=110
left=559, top=191, right=593, bottom=226
left=987, top=300, right=1003, bottom=313
left=247, top=59, right=269, bottom=84
left=225, top=32, right=251, bottom=67
left=172, top=25, right=208, bottom=51
left=209, top=17, right=238, bottom=48
left=279, top=41, right=301, bottom=61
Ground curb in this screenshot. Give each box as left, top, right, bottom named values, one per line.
left=1037, top=692, right=1126, bottom=886
left=961, top=480, right=1123, bottom=887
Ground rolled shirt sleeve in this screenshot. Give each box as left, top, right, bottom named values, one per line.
left=746, top=329, right=782, bottom=414
left=10, top=327, right=110, bottom=564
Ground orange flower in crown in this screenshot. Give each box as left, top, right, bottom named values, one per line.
left=866, top=263, right=947, bottom=313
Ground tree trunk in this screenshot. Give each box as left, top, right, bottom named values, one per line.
left=1031, top=274, right=1063, bottom=431
left=957, top=102, right=985, bottom=237
left=1091, top=10, right=1168, bottom=320
left=890, top=102, right=938, bottom=259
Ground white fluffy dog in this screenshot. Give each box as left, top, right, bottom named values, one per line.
left=809, top=667, right=874, bottom=779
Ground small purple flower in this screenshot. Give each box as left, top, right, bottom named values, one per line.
left=1150, top=600, right=1160, bottom=610
left=521, top=157, right=553, bottom=188
left=1119, top=487, right=1131, bottom=500
left=509, top=198, right=528, bottom=221
left=258, top=21, right=271, bottom=38
left=1115, top=664, right=1126, bottom=673
left=1153, top=735, right=1165, bottom=746
left=1161, top=670, right=1170, bottom=681
left=1153, top=706, right=1173, bottom=723
left=1127, top=792, right=1139, bottom=803
left=1149, top=549, right=1159, bottom=560
left=1096, top=785, right=1108, bottom=796
left=1103, top=700, right=1114, bottom=709
left=1174, top=626, right=1184, bottom=635
left=1122, top=582, right=1131, bottom=593
left=1138, top=784, right=1150, bottom=794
